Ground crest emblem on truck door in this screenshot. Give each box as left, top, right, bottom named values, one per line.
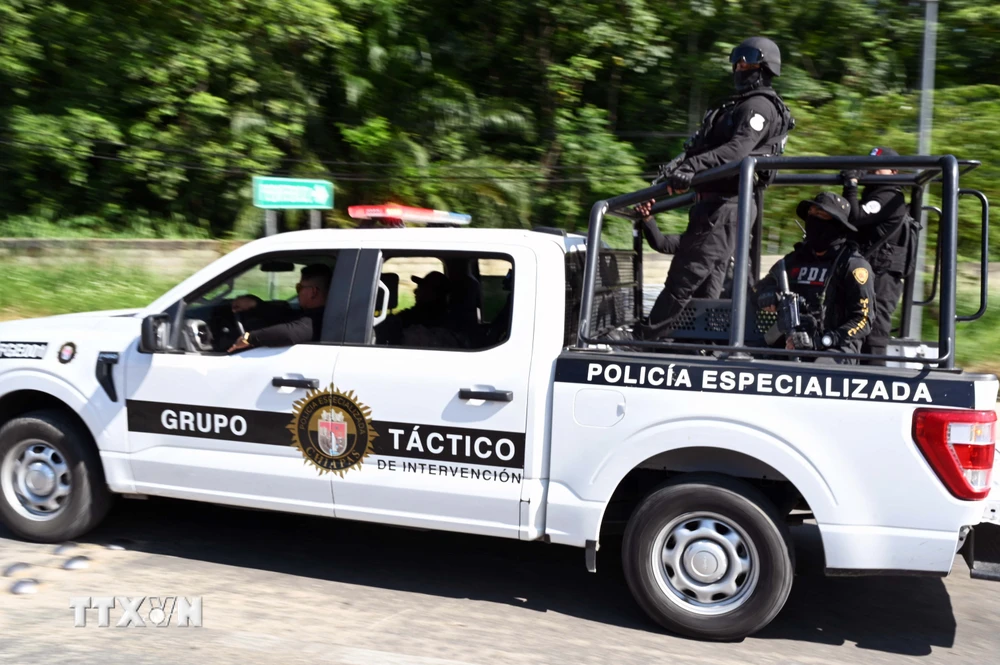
left=287, top=385, right=377, bottom=476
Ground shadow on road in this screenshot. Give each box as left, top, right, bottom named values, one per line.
left=5, top=497, right=957, bottom=655
left=755, top=523, right=957, bottom=656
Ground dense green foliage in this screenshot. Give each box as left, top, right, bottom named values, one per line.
left=2, top=0, right=999, bottom=256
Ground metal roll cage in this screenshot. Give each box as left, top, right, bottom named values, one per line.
left=575, top=154, right=989, bottom=370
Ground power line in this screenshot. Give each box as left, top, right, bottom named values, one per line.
left=0, top=138, right=657, bottom=183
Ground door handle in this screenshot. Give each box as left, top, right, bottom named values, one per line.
left=459, top=389, right=513, bottom=402
left=272, top=377, right=319, bottom=390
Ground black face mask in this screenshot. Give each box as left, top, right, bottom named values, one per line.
left=804, top=215, right=842, bottom=250
left=734, top=68, right=760, bottom=92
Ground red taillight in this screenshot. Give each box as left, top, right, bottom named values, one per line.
left=913, top=408, right=996, bottom=501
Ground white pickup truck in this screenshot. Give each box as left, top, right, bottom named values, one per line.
left=1, top=158, right=998, bottom=641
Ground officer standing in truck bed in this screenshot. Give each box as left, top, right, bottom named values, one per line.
left=637, top=36, right=795, bottom=339
left=840, top=146, right=914, bottom=363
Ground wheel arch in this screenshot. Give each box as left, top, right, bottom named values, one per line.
left=591, top=422, right=840, bottom=542
left=0, top=389, right=96, bottom=449
left=0, top=373, right=105, bottom=455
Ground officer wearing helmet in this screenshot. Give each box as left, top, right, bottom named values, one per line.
left=636, top=36, right=794, bottom=340
left=753, top=192, right=876, bottom=363
left=840, top=146, right=913, bottom=363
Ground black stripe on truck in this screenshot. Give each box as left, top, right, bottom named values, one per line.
left=125, top=400, right=524, bottom=468
left=554, top=355, right=978, bottom=408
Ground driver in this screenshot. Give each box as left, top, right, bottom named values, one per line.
left=227, top=263, right=333, bottom=352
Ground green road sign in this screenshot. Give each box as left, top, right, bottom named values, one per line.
left=252, top=176, right=334, bottom=209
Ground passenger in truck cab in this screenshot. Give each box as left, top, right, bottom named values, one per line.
left=375, top=270, right=463, bottom=348
left=752, top=192, right=877, bottom=364
left=226, top=263, right=333, bottom=352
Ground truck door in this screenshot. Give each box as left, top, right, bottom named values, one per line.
left=328, top=244, right=534, bottom=538
left=123, top=250, right=355, bottom=517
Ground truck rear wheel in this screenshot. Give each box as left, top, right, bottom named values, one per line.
left=0, top=410, right=112, bottom=543
left=622, top=474, right=794, bottom=641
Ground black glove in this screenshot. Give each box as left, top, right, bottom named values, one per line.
left=788, top=331, right=814, bottom=350
left=670, top=165, right=695, bottom=192
left=840, top=169, right=862, bottom=186
left=755, top=289, right=778, bottom=310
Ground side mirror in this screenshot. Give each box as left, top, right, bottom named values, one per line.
left=139, top=314, right=171, bottom=353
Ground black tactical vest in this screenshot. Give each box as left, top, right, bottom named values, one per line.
left=686, top=88, right=795, bottom=158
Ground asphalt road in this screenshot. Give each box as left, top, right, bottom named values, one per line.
left=1, top=498, right=997, bottom=665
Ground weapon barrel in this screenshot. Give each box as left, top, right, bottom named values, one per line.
left=776, top=259, right=790, bottom=293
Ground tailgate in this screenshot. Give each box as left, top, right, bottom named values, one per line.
left=960, top=398, right=1000, bottom=581
left=988, top=397, right=1000, bottom=526
left=986, top=452, right=1000, bottom=526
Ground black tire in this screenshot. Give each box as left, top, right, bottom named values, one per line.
left=622, top=473, right=794, bottom=641
left=0, top=409, right=112, bottom=543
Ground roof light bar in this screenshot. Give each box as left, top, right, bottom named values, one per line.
left=347, top=204, right=471, bottom=226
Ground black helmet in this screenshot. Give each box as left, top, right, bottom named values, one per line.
left=730, top=37, right=782, bottom=77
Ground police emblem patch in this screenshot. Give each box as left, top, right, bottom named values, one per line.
left=749, top=113, right=766, bottom=131
left=862, top=200, right=882, bottom=215
left=58, top=342, right=76, bottom=364
left=853, top=267, right=870, bottom=285
left=288, top=384, right=377, bottom=476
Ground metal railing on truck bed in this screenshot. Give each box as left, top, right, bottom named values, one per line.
left=573, top=154, right=989, bottom=370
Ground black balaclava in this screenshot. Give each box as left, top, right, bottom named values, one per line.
left=734, top=68, right=772, bottom=93
left=804, top=215, right=842, bottom=252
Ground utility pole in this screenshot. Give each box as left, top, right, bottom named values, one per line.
left=907, top=0, right=938, bottom=339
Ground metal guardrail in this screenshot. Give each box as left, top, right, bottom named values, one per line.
left=957, top=189, right=989, bottom=323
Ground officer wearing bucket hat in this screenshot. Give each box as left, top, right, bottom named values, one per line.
left=753, top=192, right=877, bottom=363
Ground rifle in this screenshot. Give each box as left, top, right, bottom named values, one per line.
left=650, top=152, right=687, bottom=186
left=764, top=259, right=812, bottom=351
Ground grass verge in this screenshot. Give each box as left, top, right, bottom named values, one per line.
left=0, top=264, right=181, bottom=321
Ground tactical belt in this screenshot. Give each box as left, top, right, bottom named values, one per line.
left=695, top=191, right=734, bottom=202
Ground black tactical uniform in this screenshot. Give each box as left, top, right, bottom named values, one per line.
left=639, top=216, right=681, bottom=255
left=754, top=192, right=877, bottom=363
left=639, top=37, right=794, bottom=339
left=841, top=146, right=910, bottom=361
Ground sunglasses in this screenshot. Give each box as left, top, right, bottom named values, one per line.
left=729, top=45, right=765, bottom=67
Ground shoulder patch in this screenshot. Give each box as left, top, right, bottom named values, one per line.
left=749, top=113, right=766, bottom=132
left=853, top=267, right=869, bottom=285
left=862, top=200, right=882, bottom=215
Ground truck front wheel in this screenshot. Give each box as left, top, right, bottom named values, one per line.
left=0, top=410, right=112, bottom=543
left=622, top=474, right=794, bottom=641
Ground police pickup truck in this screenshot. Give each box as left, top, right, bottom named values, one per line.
left=1, top=156, right=998, bottom=641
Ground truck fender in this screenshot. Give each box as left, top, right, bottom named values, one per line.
left=0, top=369, right=111, bottom=451
left=591, top=418, right=839, bottom=532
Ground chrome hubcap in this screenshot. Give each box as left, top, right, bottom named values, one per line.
left=1, top=441, right=71, bottom=520
left=682, top=540, right=728, bottom=583
left=25, top=462, right=56, bottom=496
left=651, top=512, right=758, bottom=615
